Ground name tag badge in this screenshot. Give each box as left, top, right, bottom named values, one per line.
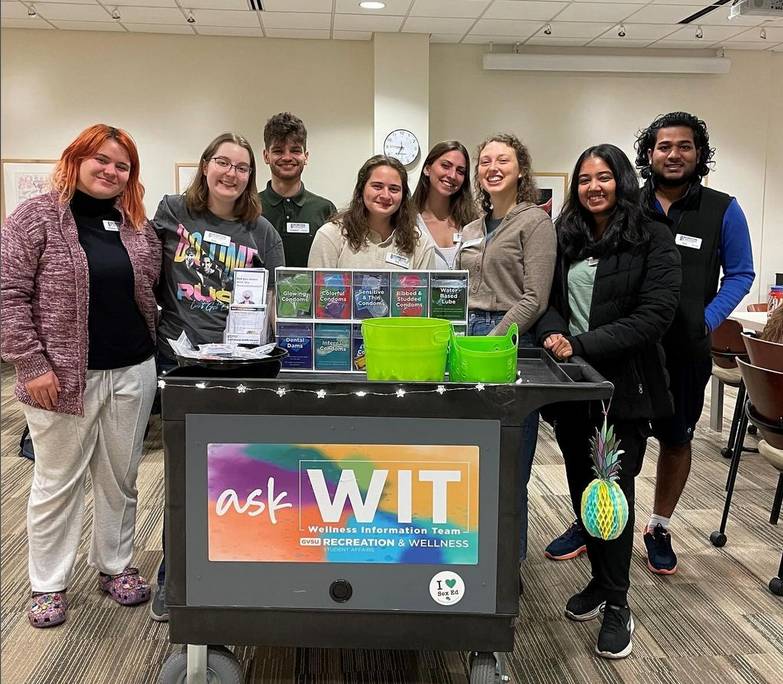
left=675, top=234, right=703, bottom=250
left=102, top=220, right=119, bottom=232
left=286, top=222, right=310, bottom=234
left=587, top=257, right=599, bottom=267
left=203, top=230, right=231, bottom=247
left=386, top=252, right=411, bottom=269
left=452, top=232, right=462, bottom=244
left=460, top=237, right=484, bottom=250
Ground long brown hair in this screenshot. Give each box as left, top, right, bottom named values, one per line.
left=185, top=132, right=261, bottom=222
left=335, top=155, right=418, bottom=255
left=412, top=140, right=478, bottom=228
left=52, top=124, right=147, bottom=231
left=475, top=133, right=538, bottom=214
left=761, top=306, right=783, bottom=343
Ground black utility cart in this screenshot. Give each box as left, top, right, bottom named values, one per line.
left=157, top=350, right=612, bottom=684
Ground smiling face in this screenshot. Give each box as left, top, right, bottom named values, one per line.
left=263, top=136, right=308, bottom=182
left=425, top=149, right=467, bottom=199
left=362, top=165, right=403, bottom=221
left=477, top=141, right=520, bottom=199
left=649, top=126, right=699, bottom=187
left=203, top=142, right=251, bottom=204
left=76, top=139, right=130, bottom=200
left=577, top=155, right=617, bottom=219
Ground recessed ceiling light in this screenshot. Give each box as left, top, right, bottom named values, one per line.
left=359, top=1, right=386, bottom=9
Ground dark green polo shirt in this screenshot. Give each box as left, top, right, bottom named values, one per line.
left=259, top=181, right=337, bottom=267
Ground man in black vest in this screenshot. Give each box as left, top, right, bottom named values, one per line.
left=637, top=112, right=754, bottom=574
left=543, top=113, right=755, bottom=574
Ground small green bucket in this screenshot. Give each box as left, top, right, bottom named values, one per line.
left=448, top=323, right=519, bottom=383
left=362, top=317, right=451, bottom=382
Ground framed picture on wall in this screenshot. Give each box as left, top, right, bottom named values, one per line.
left=533, top=173, right=568, bottom=221
left=1, top=159, right=57, bottom=219
left=175, top=163, right=199, bottom=194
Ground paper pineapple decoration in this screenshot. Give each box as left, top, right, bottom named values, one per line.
left=580, top=417, right=629, bottom=541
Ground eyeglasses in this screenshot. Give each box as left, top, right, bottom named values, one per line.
left=210, top=157, right=251, bottom=176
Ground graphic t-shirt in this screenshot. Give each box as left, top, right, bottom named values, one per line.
left=154, top=194, right=285, bottom=358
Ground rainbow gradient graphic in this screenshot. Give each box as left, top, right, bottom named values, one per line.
left=208, top=443, right=479, bottom=564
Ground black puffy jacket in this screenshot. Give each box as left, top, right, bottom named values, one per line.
left=535, top=220, right=681, bottom=421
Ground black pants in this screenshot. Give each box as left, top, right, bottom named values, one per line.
left=554, top=405, right=648, bottom=606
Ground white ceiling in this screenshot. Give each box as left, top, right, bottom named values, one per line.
left=2, top=0, right=782, bottom=51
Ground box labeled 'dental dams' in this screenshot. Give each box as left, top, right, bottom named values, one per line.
left=314, top=323, right=352, bottom=371
left=277, top=322, right=314, bottom=370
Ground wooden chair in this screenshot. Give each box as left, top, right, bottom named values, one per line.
left=712, top=359, right=783, bottom=596
left=747, top=303, right=769, bottom=313
left=711, top=320, right=753, bottom=461
left=743, top=333, right=783, bottom=373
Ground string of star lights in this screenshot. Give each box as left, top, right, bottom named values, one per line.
left=155, top=377, right=523, bottom=399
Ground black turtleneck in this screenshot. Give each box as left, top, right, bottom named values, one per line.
left=71, top=190, right=153, bottom=370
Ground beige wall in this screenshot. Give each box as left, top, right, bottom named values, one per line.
left=2, top=29, right=779, bottom=300
left=0, top=29, right=374, bottom=213
left=430, top=44, right=782, bottom=304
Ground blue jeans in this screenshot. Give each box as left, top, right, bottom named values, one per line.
left=467, top=310, right=538, bottom=561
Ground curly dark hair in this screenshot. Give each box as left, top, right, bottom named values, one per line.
left=474, top=133, right=538, bottom=214
left=411, top=141, right=478, bottom=228
left=556, top=144, right=649, bottom=261
left=334, top=155, right=418, bottom=256
left=185, top=132, right=261, bottom=223
left=263, top=112, right=307, bottom=149
left=634, top=112, right=715, bottom=180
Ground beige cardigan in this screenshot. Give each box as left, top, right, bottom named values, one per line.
left=457, top=202, right=556, bottom=335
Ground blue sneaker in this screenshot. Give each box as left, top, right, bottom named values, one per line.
left=644, top=524, right=678, bottom=575
left=544, top=520, right=587, bottom=561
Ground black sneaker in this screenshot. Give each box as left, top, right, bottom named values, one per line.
left=149, top=584, right=168, bottom=622
left=643, top=524, right=678, bottom=575
left=596, top=603, right=634, bottom=659
left=544, top=520, right=587, bottom=561
left=564, top=585, right=606, bottom=622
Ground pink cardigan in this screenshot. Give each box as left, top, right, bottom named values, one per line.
left=1, top=191, right=161, bottom=415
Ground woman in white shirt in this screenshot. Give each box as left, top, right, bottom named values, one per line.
left=308, top=155, right=434, bottom=270
left=411, top=141, right=478, bottom=270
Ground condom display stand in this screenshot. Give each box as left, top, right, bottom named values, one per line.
left=157, top=350, right=612, bottom=684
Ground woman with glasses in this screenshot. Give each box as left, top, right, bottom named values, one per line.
left=150, top=132, right=284, bottom=620
left=411, top=141, right=478, bottom=270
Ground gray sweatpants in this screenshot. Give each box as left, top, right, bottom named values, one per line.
left=23, top=357, right=156, bottom=593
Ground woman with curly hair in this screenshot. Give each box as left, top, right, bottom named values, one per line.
left=1, top=124, right=161, bottom=627
left=411, top=140, right=478, bottom=269
left=308, top=155, right=435, bottom=270
left=457, top=133, right=557, bottom=562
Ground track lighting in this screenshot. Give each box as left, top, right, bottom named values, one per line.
left=186, top=10, right=196, bottom=23
left=27, top=5, right=36, bottom=16
left=696, top=25, right=703, bottom=40
left=760, top=27, right=766, bottom=40
left=543, top=23, right=552, bottom=36
left=618, top=24, right=626, bottom=38
left=111, top=8, right=121, bottom=20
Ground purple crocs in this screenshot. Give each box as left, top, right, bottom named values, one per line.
left=28, top=592, right=68, bottom=628
left=99, top=567, right=151, bottom=606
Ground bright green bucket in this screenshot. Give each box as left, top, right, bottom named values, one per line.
left=362, top=317, right=451, bottom=381
left=448, top=323, right=519, bottom=383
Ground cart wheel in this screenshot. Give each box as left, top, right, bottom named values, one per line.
left=721, top=447, right=731, bottom=459
left=748, top=424, right=758, bottom=436
left=469, top=652, right=509, bottom=684
left=710, top=531, right=727, bottom=548
left=769, top=577, right=783, bottom=596
left=157, top=647, right=244, bottom=684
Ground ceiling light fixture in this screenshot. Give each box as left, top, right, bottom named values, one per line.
left=111, top=8, right=121, bottom=20
left=618, top=24, right=626, bottom=38
left=186, top=9, right=196, bottom=23
left=543, top=23, right=552, bottom=36
left=760, top=27, right=767, bottom=39
left=696, top=25, right=703, bottom=39
left=359, top=1, right=386, bottom=8
left=27, top=5, right=36, bottom=16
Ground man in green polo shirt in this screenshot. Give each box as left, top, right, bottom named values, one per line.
left=260, top=112, right=337, bottom=267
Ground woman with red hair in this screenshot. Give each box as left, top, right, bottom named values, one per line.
left=1, top=124, right=161, bottom=628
